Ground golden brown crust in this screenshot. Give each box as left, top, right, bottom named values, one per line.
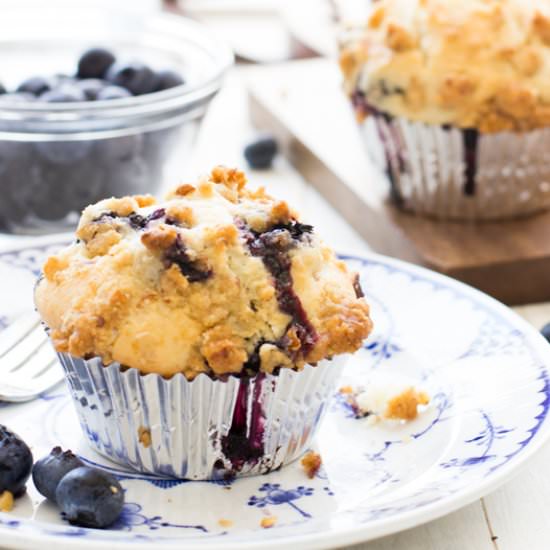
left=35, top=166, right=373, bottom=379
left=340, top=0, right=550, bottom=132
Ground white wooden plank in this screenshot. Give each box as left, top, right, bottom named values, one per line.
left=482, top=440, right=550, bottom=550
left=341, top=501, right=493, bottom=550
left=513, top=303, right=550, bottom=332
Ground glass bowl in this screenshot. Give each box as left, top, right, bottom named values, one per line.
left=0, top=4, right=233, bottom=234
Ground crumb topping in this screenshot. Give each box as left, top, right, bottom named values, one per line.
left=35, top=166, right=373, bottom=379
left=340, top=0, right=550, bottom=132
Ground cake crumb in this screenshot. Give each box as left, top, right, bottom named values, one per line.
left=385, top=388, right=430, bottom=421
left=301, top=451, right=322, bottom=479
left=138, top=426, right=152, bottom=448
left=218, top=518, right=233, bottom=528
left=260, top=516, right=277, bottom=529
left=0, top=491, right=14, bottom=512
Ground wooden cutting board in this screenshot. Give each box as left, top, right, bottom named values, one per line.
left=245, top=58, right=550, bottom=306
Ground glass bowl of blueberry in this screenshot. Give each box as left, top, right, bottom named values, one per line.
left=0, top=5, right=233, bottom=234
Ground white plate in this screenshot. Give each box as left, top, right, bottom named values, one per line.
left=1, top=236, right=550, bottom=550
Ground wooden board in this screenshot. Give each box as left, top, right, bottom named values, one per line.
left=245, top=59, right=550, bottom=306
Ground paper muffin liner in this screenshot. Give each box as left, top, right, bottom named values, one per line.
left=362, top=114, right=550, bottom=220
left=56, top=352, right=345, bottom=480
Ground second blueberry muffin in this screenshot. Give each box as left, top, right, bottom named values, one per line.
left=340, top=0, right=550, bottom=220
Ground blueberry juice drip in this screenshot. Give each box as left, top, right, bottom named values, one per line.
left=220, top=374, right=266, bottom=472
left=238, top=220, right=318, bottom=358
left=351, top=89, right=405, bottom=203
left=462, top=128, right=479, bottom=196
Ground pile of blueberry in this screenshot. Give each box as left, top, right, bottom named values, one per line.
left=0, top=47, right=184, bottom=104
left=0, top=425, right=124, bottom=529
left=0, top=48, right=187, bottom=233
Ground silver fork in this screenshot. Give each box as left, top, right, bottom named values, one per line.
left=0, top=312, right=64, bottom=402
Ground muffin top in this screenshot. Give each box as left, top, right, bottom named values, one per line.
left=340, top=0, right=550, bottom=132
left=35, top=166, right=372, bottom=380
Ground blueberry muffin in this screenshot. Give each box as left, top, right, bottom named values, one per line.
left=35, top=166, right=372, bottom=479
left=340, top=0, right=550, bottom=220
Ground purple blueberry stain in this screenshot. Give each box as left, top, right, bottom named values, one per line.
left=220, top=374, right=266, bottom=474
left=93, top=208, right=165, bottom=230
left=238, top=219, right=318, bottom=359
left=93, top=210, right=211, bottom=282
left=462, top=128, right=479, bottom=196
left=127, top=208, right=165, bottom=230
left=163, top=233, right=211, bottom=283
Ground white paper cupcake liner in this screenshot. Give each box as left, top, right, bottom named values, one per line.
left=57, top=352, right=345, bottom=480
left=362, top=114, right=550, bottom=220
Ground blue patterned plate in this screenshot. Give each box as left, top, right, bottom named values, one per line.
left=1, top=236, right=549, bottom=550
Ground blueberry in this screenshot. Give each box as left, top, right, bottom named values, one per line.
left=103, top=155, right=151, bottom=197
left=76, top=79, right=107, bottom=101
left=56, top=466, right=124, bottom=528
left=77, top=48, right=116, bottom=79
left=153, top=69, right=185, bottom=92
left=244, top=135, right=278, bottom=170
left=96, top=85, right=131, bottom=101
left=32, top=447, right=84, bottom=503
left=0, top=425, right=33, bottom=497
left=40, top=84, right=86, bottom=103
left=26, top=153, right=104, bottom=221
left=106, top=62, right=156, bottom=95
left=94, top=133, right=142, bottom=161
left=16, top=76, right=53, bottom=96
left=541, top=323, right=550, bottom=343
left=35, top=138, right=92, bottom=164
left=164, top=234, right=212, bottom=282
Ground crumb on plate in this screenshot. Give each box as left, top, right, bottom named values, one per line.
left=138, top=426, right=152, bottom=448
left=260, top=516, right=277, bottom=529
left=0, top=491, right=14, bottom=512
left=385, top=388, right=430, bottom=421
left=301, top=451, right=322, bottom=479
left=218, top=518, right=233, bottom=528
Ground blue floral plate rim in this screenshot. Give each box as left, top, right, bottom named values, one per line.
left=0, top=236, right=549, bottom=550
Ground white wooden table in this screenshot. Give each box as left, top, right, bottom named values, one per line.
left=1, top=69, right=549, bottom=550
